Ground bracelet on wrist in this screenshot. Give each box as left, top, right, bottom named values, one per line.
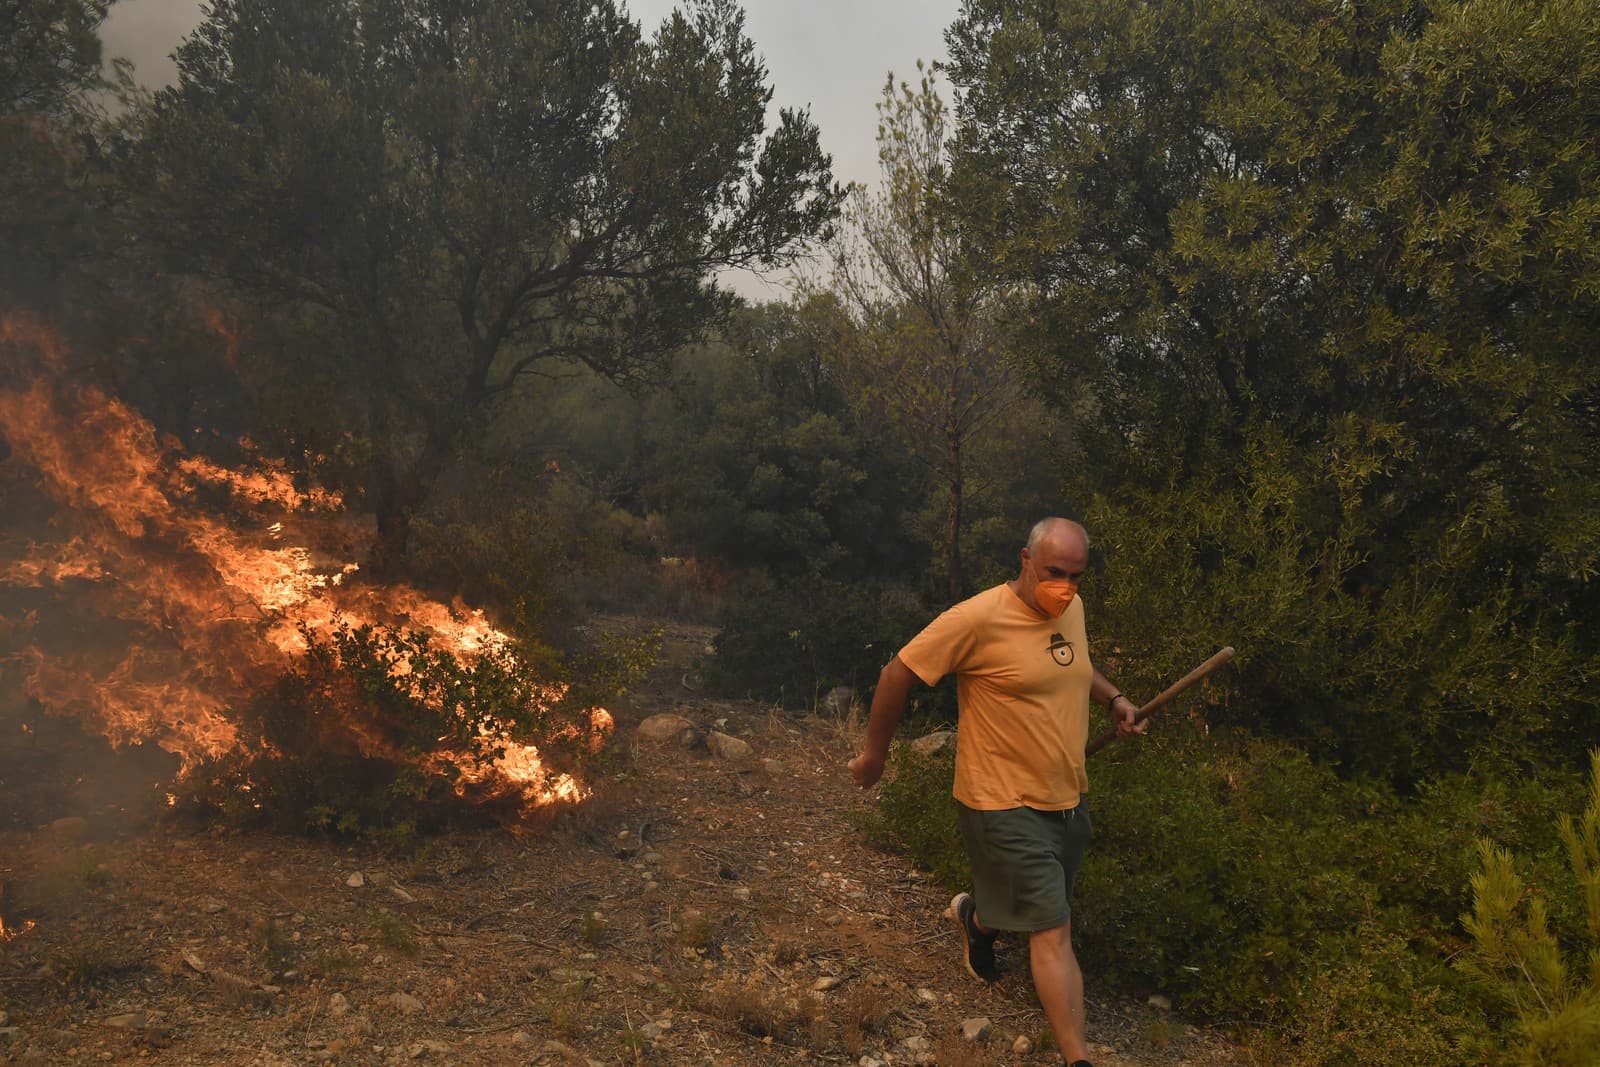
left=1107, top=692, right=1124, bottom=709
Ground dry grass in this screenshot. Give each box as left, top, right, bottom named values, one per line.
left=805, top=705, right=866, bottom=750
left=48, top=945, right=123, bottom=990
left=307, top=946, right=363, bottom=978
left=368, top=909, right=420, bottom=957
left=839, top=981, right=892, bottom=1056
left=677, top=908, right=714, bottom=952
left=771, top=936, right=806, bottom=967
left=392, top=838, right=443, bottom=882
left=703, top=979, right=809, bottom=1041
left=1147, top=1012, right=1179, bottom=1048
left=543, top=978, right=591, bottom=1038
left=252, top=912, right=294, bottom=969
left=934, top=1031, right=990, bottom=1066
left=27, top=848, right=114, bottom=919
left=579, top=908, right=610, bottom=946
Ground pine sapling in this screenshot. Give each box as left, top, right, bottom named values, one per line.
left=1458, top=749, right=1600, bottom=1065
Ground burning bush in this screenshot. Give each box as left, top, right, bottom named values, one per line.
left=176, top=619, right=615, bottom=839
left=1, top=311, right=637, bottom=837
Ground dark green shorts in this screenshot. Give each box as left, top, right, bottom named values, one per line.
left=956, top=801, right=1092, bottom=933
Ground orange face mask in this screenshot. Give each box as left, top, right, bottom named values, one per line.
left=1034, top=580, right=1078, bottom=618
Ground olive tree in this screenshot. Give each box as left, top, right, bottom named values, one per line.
left=137, top=0, right=843, bottom=567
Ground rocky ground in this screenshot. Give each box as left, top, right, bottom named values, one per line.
left=0, top=622, right=1252, bottom=1066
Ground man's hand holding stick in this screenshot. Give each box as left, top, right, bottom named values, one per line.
left=1089, top=646, right=1235, bottom=757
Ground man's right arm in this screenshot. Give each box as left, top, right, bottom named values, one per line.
left=847, top=655, right=920, bottom=789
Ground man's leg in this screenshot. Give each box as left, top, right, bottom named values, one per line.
left=1029, top=919, right=1089, bottom=1064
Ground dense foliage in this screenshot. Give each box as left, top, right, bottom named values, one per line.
left=945, top=0, right=1600, bottom=780
left=0, top=0, right=109, bottom=116
left=0, top=0, right=139, bottom=313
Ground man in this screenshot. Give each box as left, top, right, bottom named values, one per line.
left=848, top=517, right=1143, bottom=1067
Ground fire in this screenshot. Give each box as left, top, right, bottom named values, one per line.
left=0, top=310, right=603, bottom=816
left=175, top=450, right=343, bottom=512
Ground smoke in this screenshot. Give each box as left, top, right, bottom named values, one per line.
left=100, top=0, right=205, bottom=89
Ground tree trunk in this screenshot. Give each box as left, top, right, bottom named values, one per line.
left=369, top=455, right=415, bottom=579
left=945, top=438, right=964, bottom=601
left=364, top=383, right=447, bottom=581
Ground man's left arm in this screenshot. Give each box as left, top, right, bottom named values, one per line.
left=1092, top=668, right=1147, bottom=738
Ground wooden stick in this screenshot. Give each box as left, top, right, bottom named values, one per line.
left=1086, top=646, right=1235, bottom=757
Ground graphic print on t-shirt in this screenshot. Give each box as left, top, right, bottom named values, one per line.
left=895, top=585, right=1094, bottom=809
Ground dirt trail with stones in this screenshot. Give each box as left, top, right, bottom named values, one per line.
left=0, top=622, right=1251, bottom=1066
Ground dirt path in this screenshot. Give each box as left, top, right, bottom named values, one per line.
left=0, top=624, right=1250, bottom=1066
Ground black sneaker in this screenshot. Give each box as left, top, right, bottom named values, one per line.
left=946, top=892, right=998, bottom=982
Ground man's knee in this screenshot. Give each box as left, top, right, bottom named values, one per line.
left=1028, top=919, right=1073, bottom=952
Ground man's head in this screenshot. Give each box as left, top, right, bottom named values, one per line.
left=1016, top=517, right=1089, bottom=617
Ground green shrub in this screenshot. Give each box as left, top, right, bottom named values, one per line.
left=1268, top=920, right=1479, bottom=1067
left=1367, top=761, right=1582, bottom=945
left=860, top=723, right=1584, bottom=1063
left=706, top=573, right=931, bottom=709
left=1078, top=729, right=1381, bottom=1019
left=410, top=464, right=610, bottom=647
left=856, top=744, right=966, bottom=890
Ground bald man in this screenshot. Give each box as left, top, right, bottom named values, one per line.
left=849, top=517, right=1143, bottom=1067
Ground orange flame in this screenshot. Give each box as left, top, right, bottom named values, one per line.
left=0, top=310, right=600, bottom=810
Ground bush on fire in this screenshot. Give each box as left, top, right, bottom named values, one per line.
left=173, top=620, right=625, bottom=843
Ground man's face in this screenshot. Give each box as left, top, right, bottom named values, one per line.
left=1021, top=529, right=1088, bottom=612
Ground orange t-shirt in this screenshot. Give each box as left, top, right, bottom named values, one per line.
left=897, top=584, right=1093, bottom=810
